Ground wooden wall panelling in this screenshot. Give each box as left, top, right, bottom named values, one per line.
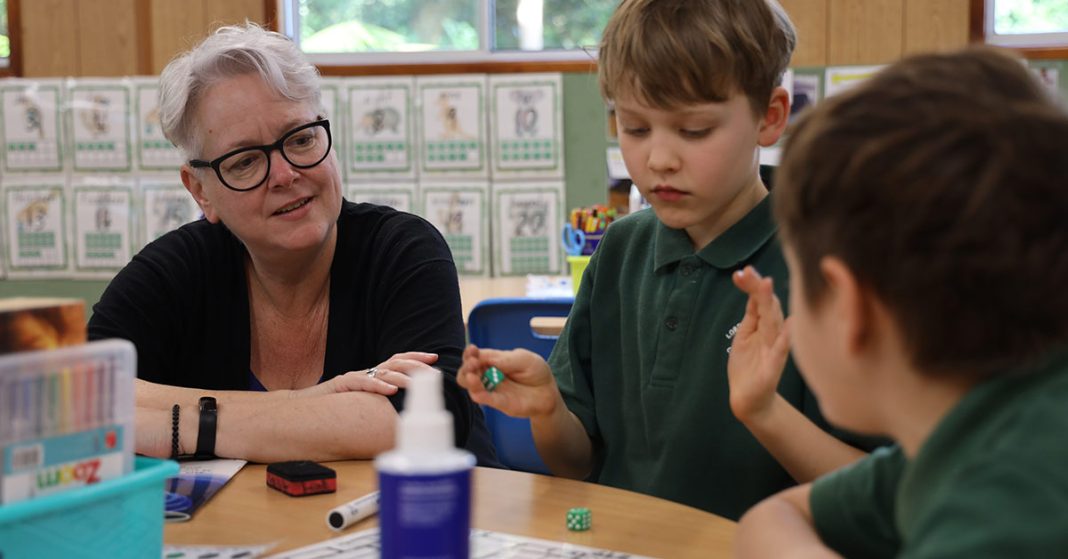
left=21, top=0, right=79, bottom=76
left=780, top=0, right=829, bottom=67
left=77, top=0, right=140, bottom=76
left=904, top=0, right=970, bottom=55
left=827, top=0, right=904, bottom=65
left=149, top=0, right=206, bottom=74
left=204, top=0, right=266, bottom=30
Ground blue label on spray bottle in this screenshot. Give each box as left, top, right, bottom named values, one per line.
left=379, top=468, right=472, bottom=559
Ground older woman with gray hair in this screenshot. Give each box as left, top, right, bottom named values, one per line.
left=89, top=23, right=497, bottom=465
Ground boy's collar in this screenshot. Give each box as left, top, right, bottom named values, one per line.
left=653, top=196, right=777, bottom=271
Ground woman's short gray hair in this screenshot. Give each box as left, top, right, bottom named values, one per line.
left=159, top=22, right=322, bottom=159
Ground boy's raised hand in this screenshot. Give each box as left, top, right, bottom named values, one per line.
left=728, top=266, right=792, bottom=423
left=457, top=345, right=561, bottom=418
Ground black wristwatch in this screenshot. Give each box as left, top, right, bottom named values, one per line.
left=194, top=396, right=218, bottom=460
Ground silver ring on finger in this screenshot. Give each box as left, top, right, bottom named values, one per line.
left=366, top=367, right=379, bottom=379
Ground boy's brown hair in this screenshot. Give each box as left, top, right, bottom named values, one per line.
left=598, top=0, right=796, bottom=116
left=775, top=47, right=1068, bottom=378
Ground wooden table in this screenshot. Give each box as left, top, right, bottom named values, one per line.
left=165, top=462, right=736, bottom=558
left=459, top=277, right=569, bottom=337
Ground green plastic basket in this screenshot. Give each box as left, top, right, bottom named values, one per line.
left=0, top=457, right=179, bottom=559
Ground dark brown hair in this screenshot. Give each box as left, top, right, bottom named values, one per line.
left=775, top=46, right=1068, bottom=377
left=598, top=0, right=796, bottom=116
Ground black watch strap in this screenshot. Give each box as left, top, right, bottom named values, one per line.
left=194, top=396, right=218, bottom=460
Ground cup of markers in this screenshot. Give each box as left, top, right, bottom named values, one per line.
left=562, top=205, right=616, bottom=257
left=563, top=205, right=616, bottom=295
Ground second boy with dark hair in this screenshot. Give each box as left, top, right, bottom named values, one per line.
left=735, top=46, right=1068, bottom=556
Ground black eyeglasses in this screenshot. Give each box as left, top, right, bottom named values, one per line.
left=189, top=119, right=332, bottom=192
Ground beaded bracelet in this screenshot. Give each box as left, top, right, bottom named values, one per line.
left=170, top=404, right=180, bottom=459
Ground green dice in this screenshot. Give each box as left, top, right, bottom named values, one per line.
left=481, top=366, right=505, bottom=392
left=566, top=507, right=591, bottom=531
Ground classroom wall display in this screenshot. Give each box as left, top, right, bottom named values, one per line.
left=416, top=76, right=488, bottom=179
left=0, top=73, right=578, bottom=281
left=139, top=177, right=201, bottom=249
left=133, top=78, right=183, bottom=172
left=346, top=182, right=417, bottom=215
left=67, top=79, right=133, bottom=173
left=320, top=78, right=342, bottom=125
left=1031, top=65, right=1060, bottom=95
left=71, top=178, right=135, bottom=277
left=488, top=74, right=564, bottom=180
left=347, top=77, right=416, bottom=180
left=824, top=65, right=886, bottom=98
left=420, top=182, right=489, bottom=276
left=0, top=79, right=65, bottom=173
left=2, top=180, right=69, bottom=277
left=492, top=182, right=563, bottom=276
left=319, top=78, right=345, bottom=180
left=790, top=73, right=821, bottom=122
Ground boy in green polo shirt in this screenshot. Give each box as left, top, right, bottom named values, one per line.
left=734, top=47, right=1068, bottom=556
left=457, top=0, right=865, bottom=521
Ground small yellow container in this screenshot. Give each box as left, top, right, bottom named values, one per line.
left=567, top=255, right=591, bottom=295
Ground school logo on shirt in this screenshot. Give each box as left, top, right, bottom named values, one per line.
left=725, top=321, right=741, bottom=354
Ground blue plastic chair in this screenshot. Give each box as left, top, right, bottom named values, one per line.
left=467, top=297, right=574, bottom=474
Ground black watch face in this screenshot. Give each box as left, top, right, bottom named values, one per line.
left=199, top=397, right=217, bottom=411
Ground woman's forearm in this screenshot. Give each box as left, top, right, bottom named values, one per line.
left=138, top=391, right=399, bottom=462
left=136, top=378, right=295, bottom=410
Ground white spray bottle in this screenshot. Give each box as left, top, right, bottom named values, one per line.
left=376, top=370, right=476, bottom=558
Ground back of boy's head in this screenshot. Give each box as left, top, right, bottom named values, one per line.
left=775, top=47, right=1068, bottom=378
left=598, top=0, right=796, bottom=116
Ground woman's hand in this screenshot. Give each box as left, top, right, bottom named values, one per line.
left=728, top=266, right=792, bottom=424
left=295, top=352, right=440, bottom=398
left=457, top=345, right=561, bottom=418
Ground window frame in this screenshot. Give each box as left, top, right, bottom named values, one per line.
left=973, top=0, right=1068, bottom=58
left=277, top=0, right=600, bottom=75
left=0, top=0, right=22, bottom=76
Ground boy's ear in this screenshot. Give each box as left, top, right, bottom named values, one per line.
left=819, top=256, right=874, bottom=356
left=757, top=86, right=791, bottom=148
left=181, top=165, right=220, bottom=224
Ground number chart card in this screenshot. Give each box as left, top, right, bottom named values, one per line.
left=319, top=77, right=343, bottom=124
left=416, top=76, right=487, bottom=179
left=493, top=182, right=563, bottom=276
left=319, top=78, right=344, bottom=178
left=140, top=178, right=201, bottom=247
left=346, top=182, right=416, bottom=214
left=3, top=181, right=68, bottom=276
left=71, top=180, right=134, bottom=276
left=0, top=80, right=65, bottom=173
left=133, top=78, right=183, bottom=172
left=420, top=182, right=488, bottom=276
left=67, top=80, right=133, bottom=173
left=347, top=77, right=415, bottom=180
left=489, top=74, right=564, bottom=180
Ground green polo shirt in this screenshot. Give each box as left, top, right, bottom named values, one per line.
left=811, top=350, right=1068, bottom=557
left=548, top=196, right=827, bottom=521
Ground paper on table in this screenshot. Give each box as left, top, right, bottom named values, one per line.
left=525, top=275, right=572, bottom=298
left=270, top=527, right=652, bottom=559
left=161, top=543, right=274, bottom=558
left=165, top=459, right=247, bottom=522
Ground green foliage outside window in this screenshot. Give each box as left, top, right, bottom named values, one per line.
left=996, top=0, right=1068, bottom=34
left=297, top=0, right=615, bottom=54
left=299, top=0, right=479, bottom=53
left=0, top=0, right=8, bottom=58
left=494, top=0, right=614, bottom=51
